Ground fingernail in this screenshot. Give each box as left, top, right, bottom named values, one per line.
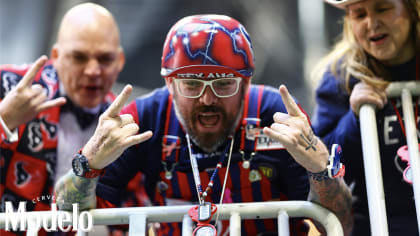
left=31, top=84, right=43, bottom=91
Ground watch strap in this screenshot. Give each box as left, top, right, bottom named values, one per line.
left=308, top=169, right=330, bottom=181
left=83, top=167, right=105, bottom=178
left=73, top=150, right=105, bottom=178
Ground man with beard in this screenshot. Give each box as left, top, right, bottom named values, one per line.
left=55, top=15, right=353, bottom=235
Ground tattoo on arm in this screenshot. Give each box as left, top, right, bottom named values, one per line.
left=54, top=170, right=98, bottom=211
left=308, top=177, right=353, bottom=236
left=300, top=130, right=318, bottom=151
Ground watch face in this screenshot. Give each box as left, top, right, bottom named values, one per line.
left=328, top=144, right=343, bottom=178
left=329, top=166, right=338, bottom=177
left=72, top=157, right=84, bottom=176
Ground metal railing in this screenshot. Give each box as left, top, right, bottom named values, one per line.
left=0, top=201, right=343, bottom=235
left=359, top=81, right=420, bottom=236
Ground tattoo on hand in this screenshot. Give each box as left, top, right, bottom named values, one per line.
left=300, top=130, right=318, bottom=151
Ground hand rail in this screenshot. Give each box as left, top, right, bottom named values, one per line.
left=0, top=201, right=343, bottom=235
left=359, top=104, right=389, bottom=236
left=389, top=83, right=420, bottom=233
left=358, top=81, right=420, bottom=235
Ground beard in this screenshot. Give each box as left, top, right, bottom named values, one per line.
left=173, top=95, right=244, bottom=153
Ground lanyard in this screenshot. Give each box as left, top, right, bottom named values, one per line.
left=390, top=55, right=419, bottom=136
left=186, top=134, right=234, bottom=204
left=390, top=100, right=418, bottom=136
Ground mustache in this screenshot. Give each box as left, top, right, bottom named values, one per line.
left=193, top=105, right=224, bottom=114
left=191, top=106, right=227, bottom=122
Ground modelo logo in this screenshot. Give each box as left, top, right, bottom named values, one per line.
left=4, top=201, right=93, bottom=232
left=176, top=72, right=235, bottom=78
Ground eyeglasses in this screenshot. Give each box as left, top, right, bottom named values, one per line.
left=173, top=77, right=242, bottom=98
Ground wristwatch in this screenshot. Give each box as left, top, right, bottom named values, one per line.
left=308, top=144, right=345, bottom=181
left=72, top=150, right=104, bottom=178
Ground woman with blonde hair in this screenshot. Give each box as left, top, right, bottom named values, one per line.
left=312, top=0, right=419, bottom=235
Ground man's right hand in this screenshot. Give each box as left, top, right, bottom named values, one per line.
left=82, top=84, right=153, bottom=170
left=0, top=55, right=67, bottom=131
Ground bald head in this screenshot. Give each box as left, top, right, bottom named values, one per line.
left=57, top=3, right=121, bottom=46
left=51, top=3, right=125, bottom=109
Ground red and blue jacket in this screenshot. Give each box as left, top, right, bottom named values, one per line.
left=97, top=85, right=310, bottom=235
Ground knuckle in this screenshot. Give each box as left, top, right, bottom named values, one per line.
left=99, top=113, right=108, bottom=121
left=290, top=136, right=299, bottom=146
left=39, top=93, right=47, bottom=101
left=15, top=85, right=25, bottom=93
left=294, top=118, right=303, bottom=127
left=130, top=125, right=140, bottom=135
left=271, top=123, right=280, bottom=130
left=125, top=123, right=138, bottom=133
left=128, top=115, right=134, bottom=123
left=290, top=130, right=300, bottom=139
left=29, top=99, right=38, bottom=108
left=102, top=120, right=116, bottom=130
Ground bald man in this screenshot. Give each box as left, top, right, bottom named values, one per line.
left=0, top=2, right=125, bottom=220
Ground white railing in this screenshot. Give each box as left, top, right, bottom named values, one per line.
left=359, top=81, right=420, bottom=236
left=0, top=201, right=343, bottom=236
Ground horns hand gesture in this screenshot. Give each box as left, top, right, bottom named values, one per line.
left=0, top=55, right=66, bottom=131
left=263, top=85, right=329, bottom=173
left=82, top=85, right=153, bottom=170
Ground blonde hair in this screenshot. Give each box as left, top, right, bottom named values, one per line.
left=312, top=0, right=420, bottom=93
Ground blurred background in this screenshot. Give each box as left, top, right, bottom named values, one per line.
left=0, top=0, right=344, bottom=115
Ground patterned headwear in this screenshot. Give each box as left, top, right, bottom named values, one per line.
left=161, top=14, right=255, bottom=80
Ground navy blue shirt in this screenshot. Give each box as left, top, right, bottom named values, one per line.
left=313, top=57, right=419, bottom=236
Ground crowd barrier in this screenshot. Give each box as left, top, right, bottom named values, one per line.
left=0, top=201, right=343, bottom=236
left=359, top=81, right=420, bottom=235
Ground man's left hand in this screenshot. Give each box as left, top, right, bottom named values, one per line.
left=263, top=85, right=328, bottom=173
